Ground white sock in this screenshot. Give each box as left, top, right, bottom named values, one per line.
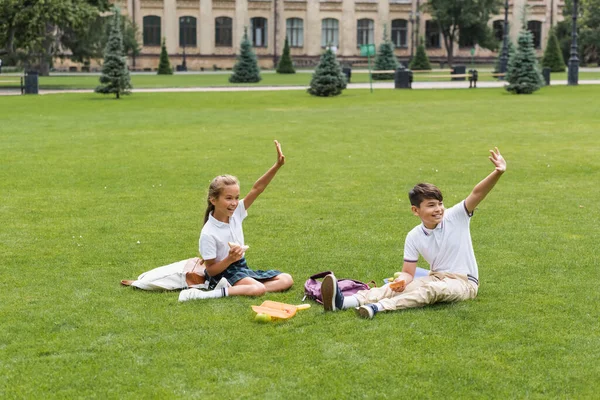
left=198, top=287, right=228, bottom=299
left=373, top=303, right=384, bottom=312
left=342, top=295, right=360, bottom=309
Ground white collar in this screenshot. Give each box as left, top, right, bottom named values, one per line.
left=208, top=212, right=228, bottom=228
left=421, top=221, right=443, bottom=236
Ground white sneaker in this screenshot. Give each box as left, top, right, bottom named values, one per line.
left=214, top=277, right=231, bottom=290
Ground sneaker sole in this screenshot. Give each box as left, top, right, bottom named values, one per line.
left=321, top=275, right=336, bottom=311
left=354, top=306, right=373, bottom=319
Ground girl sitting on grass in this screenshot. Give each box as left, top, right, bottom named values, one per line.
left=179, top=140, right=293, bottom=302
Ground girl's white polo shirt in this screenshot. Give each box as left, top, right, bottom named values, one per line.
left=199, top=199, right=247, bottom=262
left=403, top=200, right=478, bottom=280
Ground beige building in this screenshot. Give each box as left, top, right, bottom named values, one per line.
left=115, top=0, right=566, bottom=70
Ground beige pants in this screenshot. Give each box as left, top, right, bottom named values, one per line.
left=354, top=272, right=478, bottom=312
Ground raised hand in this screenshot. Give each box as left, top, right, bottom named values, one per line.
left=489, top=147, right=506, bottom=173
left=274, top=140, right=285, bottom=167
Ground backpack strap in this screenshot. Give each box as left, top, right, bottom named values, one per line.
left=308, top=271, right=333, bottom=280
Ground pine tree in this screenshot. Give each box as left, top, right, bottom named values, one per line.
left=157, top=38, right=173, bottom=75
left=276, top=37, right=295, bottom=74
left=95, top=9, right=131, bottom=99
left=542, top=29, right=566, bottom=72
left=230, top=27, right=262, bottom=83
left=506, top=29, right=544, bottom=94
left=409, top=40, right=432, bottom=70
left=373, top=25, right=399, bottom=80
left=308, top=47, right=347, bottom=97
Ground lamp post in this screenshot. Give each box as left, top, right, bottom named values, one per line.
left=409, top=11, right=415, bottom=61
left=499, top=0, right=509, bottom=78
left=567, top=0, right=579, bottom=85
left=180, top=16, right=189, bottom=71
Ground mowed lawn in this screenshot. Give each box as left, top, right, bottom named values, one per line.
left=1, top=69, right=600, bottom=90
left=1, top=86, right=599, bottom=399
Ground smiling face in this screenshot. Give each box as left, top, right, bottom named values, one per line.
left=210, top=184, right=240, bottom=222
left=412, top=198, right=444, bottom=229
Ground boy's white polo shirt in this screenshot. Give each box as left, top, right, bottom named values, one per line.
left=404, top=200, right=479, bottom=281
left=199, top=199, right=247, bottom=262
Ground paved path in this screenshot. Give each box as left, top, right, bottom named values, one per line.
left=1, top=79, right=599, bottom=96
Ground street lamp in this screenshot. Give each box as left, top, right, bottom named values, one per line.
left=180, top=16, right=189, bottom=71
left=499, top=0, right=509, bottom=79
left=567, top=0, right=579, bottom=85
left=408, top=10, right=421, bottom=62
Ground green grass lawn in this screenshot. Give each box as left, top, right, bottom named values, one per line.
left=1, top=69, right=600, bottom=90
left=1, top=86, right=599, bottom=398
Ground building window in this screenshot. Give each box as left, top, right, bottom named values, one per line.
left=527, top=21, right=542, bottom=49
left=143, top=15, right=161, bottom=46
left=459, top=30, right=476, bottom=48
left=251, top=17, right=268, bottom=47
left=179, top=16, right=197, bottom=47
left=215, top=17, right=233, bottom=47
left=357, top=19, right=374, bottom=47
left=391, top=19, right=408, bottom=48
left=425, top=20, right=441, bottom=48
left=493, top=20, right=505, bottom=43
left=286, top=18, right=303, bottom=47
left=321, top=18, right=339, bottom=47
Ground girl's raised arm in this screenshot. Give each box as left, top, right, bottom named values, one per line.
left=243, top=140, right=285, bottom=210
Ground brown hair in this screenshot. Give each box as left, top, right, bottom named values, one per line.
left=203, top=175, right=240, bottom=224
left=409, top=183, right=443, bottom=207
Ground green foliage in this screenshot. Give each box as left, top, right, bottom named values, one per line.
left=542, top=30, right=566, bottom=72
left=373, top=25, right=399, bottom=80
left=409, top=42, right=432, bottom=70
left=157, top=38, right=173, bottom=75
left=276, top=37, right=295, bottom=74
left=558, top=0, right=600, bottom=65
left=308, top=47, right=347, bottom=97
left=0, top=0, right=110, bottom=74
left=506, top=29, right=544, bottom=94
left=230, top=27, right=261, bottom=83
left=424, top=0, right=503, bottom=64
left=95, top=11, right=131, bottom=99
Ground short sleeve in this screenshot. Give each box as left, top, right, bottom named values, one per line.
left=445, top=200, right=472, bottom=225
left=237, top=199, right=248, bottom=221
left=199, top=233, right=217, bottom=260
left=403, top=231, right=420, bottom=263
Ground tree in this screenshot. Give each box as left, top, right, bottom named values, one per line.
left=373, top=25, right=398, bottom=80
left=308, top=47, right=346, bottom=97
left=157, top=38, right=172, bottom=75
left=230, top=27, right=261, bottom=83
left=542, top=29, right=566, bottom=72
left=424, top=0, right=503, bottom=66
left=95, top=10, right=131, bottom=99
left=506, top=28, right=544, bottom=94
left=556, top=0, right=600, bottom=66
left=409, top=40, right=432, bottom=70
left=276, top=36, right=295, bottom=74
left=494, top=40, right=514, bottom=73
left=0, top=0, right=111, bottom=75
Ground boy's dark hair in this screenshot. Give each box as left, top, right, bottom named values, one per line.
left=409, top=183, right=443, bottom=207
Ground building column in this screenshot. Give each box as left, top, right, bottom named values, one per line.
left=510, top=0, right=526, bottom=43
left=235, top=0, right=249, bottom=51
left=341, top=0, right=356, bottom=56
left=164, top=0, right=178, bottom=52
left=200, top=0, right=214, bottom=54
left=306, top=0, right=321, bottom=56
left=377, top=0, right=390, bottom=45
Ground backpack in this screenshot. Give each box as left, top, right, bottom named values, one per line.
left=303, top=271, right=374, bottom=304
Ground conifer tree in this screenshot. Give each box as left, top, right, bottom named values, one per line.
left=230, top=27, right=262, bottom=83
left=373, top=25, right=399, bottom=80
left=494, top=40, right=515, bottom=73
left=308, top=47, right=347, bottom=97
left=276, top=37, right=296, bottom=74
left=157, top=38, right=173, bottom=75
left=542, top=29, right=566, bottom=72
left=409, top=40, right=432, bottom=70
left=506, top=28, right=544, bottom=94
left=95, top=10, right=131, bottom=99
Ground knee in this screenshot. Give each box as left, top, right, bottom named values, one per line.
left=279, top=273, right=294, bottom=289
left=250, top=282, right=267, bottom=296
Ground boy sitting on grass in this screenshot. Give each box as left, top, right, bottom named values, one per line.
left=322, top=147, right=506, bottom=319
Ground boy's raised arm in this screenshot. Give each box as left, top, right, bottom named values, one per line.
left=465, top=147, right=506, bottom=214
left=243, top=140, right=285, bottom=210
